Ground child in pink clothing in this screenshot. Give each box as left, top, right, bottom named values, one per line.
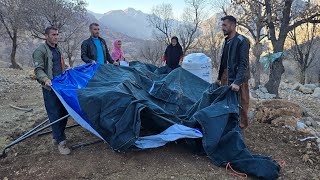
left=111, top=39, right=128, bottom=63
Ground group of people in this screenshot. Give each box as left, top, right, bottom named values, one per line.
left=32, top=15, right=250, bottom=155
left=80, top=23, right=128, bottom=66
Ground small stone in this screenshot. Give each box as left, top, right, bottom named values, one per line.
left=305, top=121, right=312, bottom=126
left=248, top=111, right=255, bottom=120
left=312, top=87, right=320, bottom=98
left=304, top=84, right=317, bottom=91
left=316, top=138, right=320, bottom=144
left=299, top=86, right=313, bottom=94
left=302, top=154, right=310, bottom=162
left=260, top=86, right=268, bottom=93
left=3, top=177, right=8, bottom=180
left=293, top=83, right=302, bottom=90
left=306, top=143, right=311, bottom=149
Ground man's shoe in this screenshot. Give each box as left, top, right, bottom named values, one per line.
left=58, top=140, right=71, bottom=155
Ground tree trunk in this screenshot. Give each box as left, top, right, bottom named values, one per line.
left=318, top=69, right=320, bottom=85
left=9, top=32, right=23, bottom=70
left=299, top=65, right=306, bottom=84
left=265, top=57, right=285, bottom=96
left=253, top=55, right=261, bottom=89
left=68, top=55, right=74, bottom=68
left=265, top=38, right=286, bottom=96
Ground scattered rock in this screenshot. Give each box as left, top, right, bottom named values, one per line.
left=293, top=83, right=303, bottom=90
left=305, top=121, right=312, bottom=126
left=259, top=85, right=268, bottom=93
left=299, top=86, right=313, bottom=94
left=251, top=86, right=277, bottom=99
left=248, top=111, right=255, bottom=120
left=302, top=154, right=310, bottom=162
left=312, top=87, right=320, bottom=98
left=306, top=143, right=312, bottom=149
left=305, top=117, right=319, bottom=127
left=304, top=84, right=318, bottom=91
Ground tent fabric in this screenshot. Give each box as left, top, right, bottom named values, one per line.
left=259, top=52, right=283, bottom=71
left=135, top=124, right=203, bottom=149
left=52, top=61, right=280, bottom=179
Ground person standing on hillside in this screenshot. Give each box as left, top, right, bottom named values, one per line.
left=33, top=26, right=71, bottom=155
left=162, top=36, right=184, bottom=70
left=216, top=16, right=251, bottom=129
left=111, top=39, right=129, bottom=65
left=81, top=23, right=119, bottom=66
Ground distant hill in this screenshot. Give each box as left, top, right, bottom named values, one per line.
left=89, top=8, right=153, bottom=39
left=83, top=12, right=144, bottom=58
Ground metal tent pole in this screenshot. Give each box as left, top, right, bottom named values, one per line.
left=37, top=124, right=80, bottom=137
left=16, top=118, right=49, bottom=141
left=0, top=115, right=69, bottom=158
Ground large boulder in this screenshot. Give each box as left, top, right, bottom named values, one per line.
left=312, top=87, right=320, bottom=98
left=293, top=83, right=303, bottom=90
left=299, top=86, right=313, bottom=94
left=304, top=84, right=318, bottom=91
left=259, top=85, right=268, bottom=93
left=254, top=100, right=303, bottom=123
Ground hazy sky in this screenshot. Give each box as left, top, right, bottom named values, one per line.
left=86, top=0, right=189, bottom=15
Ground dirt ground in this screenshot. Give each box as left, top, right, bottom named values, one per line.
left=0, top=67, right=319, bottom=180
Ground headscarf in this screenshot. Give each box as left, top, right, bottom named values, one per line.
left=164, top=36, right=183, bottom=69
left=111, top=39, right=125, bottom=61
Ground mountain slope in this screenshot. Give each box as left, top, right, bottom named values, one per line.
left=98, top=8, right=153, bottom=39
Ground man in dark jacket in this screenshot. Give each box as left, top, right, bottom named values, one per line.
left=81, top=23, right=119, bottom=66
left=216, top=16, right=250, bottom=129
left=33, top=26, right=70, bottom=155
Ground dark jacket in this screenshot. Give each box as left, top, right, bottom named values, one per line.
left=81, top=36, right=114, bottom=64
left=218, top=33, right=250, bottom=86
left=164, top=43, right=183, bottom=69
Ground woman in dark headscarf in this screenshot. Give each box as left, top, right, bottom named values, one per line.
left=162, top=36, right=184, bottom=70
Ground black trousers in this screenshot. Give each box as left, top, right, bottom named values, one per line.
left=42, top=88, right=68, bottom=143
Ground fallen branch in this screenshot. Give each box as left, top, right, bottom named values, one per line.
left=9, top=104, right=33, bottom=112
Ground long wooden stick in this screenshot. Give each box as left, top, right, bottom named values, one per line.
left=9, top=104, right=33, bottom=112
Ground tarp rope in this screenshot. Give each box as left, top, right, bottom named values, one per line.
left=226, top=162, right=248, bottom=179
left=275, top=159, right=286, bottom=168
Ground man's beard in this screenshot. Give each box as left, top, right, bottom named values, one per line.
left=92, top=33, right=99, bottom=37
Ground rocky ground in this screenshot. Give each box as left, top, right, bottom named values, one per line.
left=0, top=67, right=320, bottom=180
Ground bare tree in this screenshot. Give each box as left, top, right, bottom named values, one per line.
left=26, top=0, right=87, bottom=41
left=138, top=40, right=165, bottom=66
left=178, top=0, right=208, bottom=54
left=0, top=0, right=29, bottom=69
left=60, top=19, right=88, bottom=67
left=263, top=0, right=320, bottom=95
left=288, top=23, right=319, bottom=84
left=196, top=17, right=224, bottom=71
left=147, top=3, right=175, bottom=45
